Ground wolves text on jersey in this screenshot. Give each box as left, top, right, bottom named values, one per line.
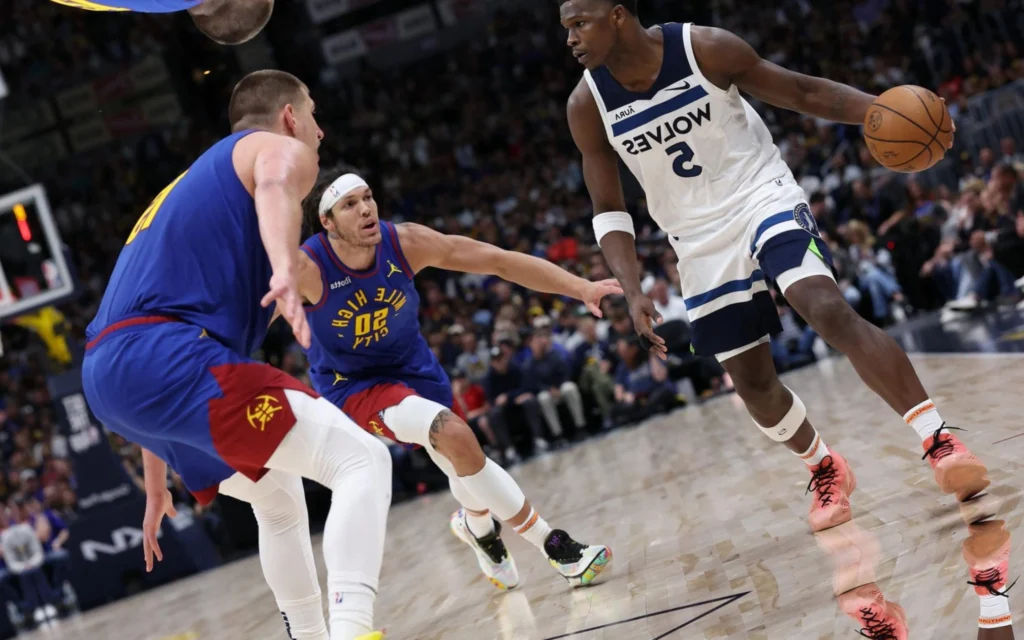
left=331, top=287, right=408, bottom=350
left=620, top=103, right=711, bottom=156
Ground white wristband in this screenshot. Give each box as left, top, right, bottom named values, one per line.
left=592, top=211, right=635, bottom=245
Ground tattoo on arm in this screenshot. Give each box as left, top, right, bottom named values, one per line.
left=428, top=410, right=454, bottom=450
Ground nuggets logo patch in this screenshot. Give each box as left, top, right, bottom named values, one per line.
left=247, top=394, right=284, bottom=431
left=368, top=420, right=385, bottom=436
left=793, top=202, right=820, bottom=238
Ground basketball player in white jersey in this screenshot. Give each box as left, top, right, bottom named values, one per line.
left=560, top=1, right=1010, bottom=637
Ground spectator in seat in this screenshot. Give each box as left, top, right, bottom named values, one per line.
left=572, top=316, right=616, bottom=430
left=526, top=321, right=586, bottom=439
left=26, top=498, right=74, bottom=614
left=484, top=341, right=549, bottom=454
left=611, top=337, right=679, bottom=427
left=844, top=221, right=904, bottom=323
left=451, top=369, right=518, bottom=465
left=0, top=499, right=61, bottom=624
left=645, top=277, right=688, bottom=324
left=993, top=210, right=1024, bottom=279
left=451, top=325, right=490, bottom=384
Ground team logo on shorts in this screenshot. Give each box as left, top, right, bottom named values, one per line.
left=247, top=394, right=284, bottom=432
left=793, top=203, right=820, bottom=237
left=368, top=419, right=386, bottom=436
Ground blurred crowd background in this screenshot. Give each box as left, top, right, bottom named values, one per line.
left=1, top=0, right=1024, bottom=580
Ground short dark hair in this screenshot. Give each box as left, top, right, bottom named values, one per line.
left=559, top=0, right=637, bottom=15
left=301, top=165, right=364, bottom=238
left=191, top=0, right=274, bottom=45
left=228, top=70, right=307, bottom=132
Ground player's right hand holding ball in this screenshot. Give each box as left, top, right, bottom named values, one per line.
left=863, top=85, right=955, bottom=173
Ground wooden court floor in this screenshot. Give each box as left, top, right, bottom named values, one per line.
left=30, top=354, right=1024, bottom=639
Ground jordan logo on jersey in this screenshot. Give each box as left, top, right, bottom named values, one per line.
left=331, top=287, right=408, bottom=349
left=332, top=371, right=347, bottom=385
left=385, top=260, right=403, bottom=278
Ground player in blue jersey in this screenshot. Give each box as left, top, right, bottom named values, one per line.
left=82, top=71, right=386, bottom=640
left=293, top=170, right=619, bottom=591
left=48, top=0, right=273, bottom=45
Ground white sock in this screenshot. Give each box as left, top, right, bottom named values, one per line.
left=513, top=508, right=554, bottom=552
left=795, top=432, right=831, bottom=467
left=279, top=594, right=330, bottom=640
left=979, top=594, right=1012, bottom=629
left=904, top=399, right=945, bottom=441
left=465, top=509, right=496, bottom=538
left=327, top=587, right=375, bottom=639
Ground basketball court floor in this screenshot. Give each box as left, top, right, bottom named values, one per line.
left=26, top=346, right=1024, bottom=638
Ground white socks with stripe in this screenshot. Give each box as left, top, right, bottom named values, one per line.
left=904, top=399, right=945, bottom=441
left=979, top=594, right=1012, bottom=629
left=514, top=508, right=553, bottom=551
left=795, top=431, right=831, bottom=467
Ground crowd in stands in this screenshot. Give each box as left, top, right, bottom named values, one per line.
left=2, top=0, right=1024, bottom=518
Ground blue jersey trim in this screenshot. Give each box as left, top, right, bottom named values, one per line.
left=589, top=23, right=693, bottom=112
left=383, top=222, right=414, bottom=277
left=684, top=270, right=766, bottom=310
left=318, top=233, right=382, bottom=278
left=610, top=85, right=709, bottom=136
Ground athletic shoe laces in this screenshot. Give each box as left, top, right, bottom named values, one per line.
left=968, top=568, right=1019, bottom=598
left=806, top=455, right=839, bottom=507
left=472, top=520, right=508, bottom=565
left=921, top=423, right=966, bottom=462
left=855, top=607, right=898, bottom=639
left=544, top=530, right=586, bottom=564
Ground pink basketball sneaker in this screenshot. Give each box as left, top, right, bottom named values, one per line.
left=838, top=583, right=908, bottom=640
left=921, top=426, right=990, bottom=501
left=806, top=452, right=856, bottom=532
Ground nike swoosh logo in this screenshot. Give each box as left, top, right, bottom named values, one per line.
left=666, top=81, right=693, bottom=92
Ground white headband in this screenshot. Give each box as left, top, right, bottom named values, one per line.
left=318, top=173, right=369, bottom=216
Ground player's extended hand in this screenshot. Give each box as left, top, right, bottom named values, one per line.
left=579, top=279, right=624, bottom=317
left=142, top=488, right=177, bottom=573
left=628, top=295, right=668, bottom=360
left=263, top=270, right=311, bottom=348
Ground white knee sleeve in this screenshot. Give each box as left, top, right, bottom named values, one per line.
left=220, top=471, right=327, bottom=639
left=380, top=395, right=451, bottom=448
left=753, top=386, right=806, bottom=442
left=267, top=389, right=392, bottom=630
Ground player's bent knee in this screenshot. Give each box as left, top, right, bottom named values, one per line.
left=432, top=418, right=485, bottom=467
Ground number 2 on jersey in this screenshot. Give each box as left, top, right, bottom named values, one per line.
left=665, top=142, right=703, bottom=178
left=126, top=172, right=188, bottom=245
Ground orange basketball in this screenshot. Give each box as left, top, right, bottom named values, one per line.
left=863, top=85, right=953, bottom=173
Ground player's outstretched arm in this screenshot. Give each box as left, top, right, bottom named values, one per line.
left=397, top=222, right=622, bottom=317
left=140, top=448, right=176, bottom=572
left=252, top=136, right=319, bottom=347
left=692, top=26, right=876, bottom=125
left=566, top=79, right=667, bottom=357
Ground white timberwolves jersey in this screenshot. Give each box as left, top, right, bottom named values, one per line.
left=583, top=23, right=796, bottom=240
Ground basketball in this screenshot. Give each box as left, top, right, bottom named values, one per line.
left=863, top=85, right=954, bottom=173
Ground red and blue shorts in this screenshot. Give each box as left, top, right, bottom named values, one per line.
left=338, top=382, right=466, bottom=445
left=82, top=316, right=316, bottom=505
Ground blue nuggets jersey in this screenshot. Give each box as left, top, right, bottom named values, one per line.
left=87, top=130, right=274, bottom=357
left=49, top=0, right=202, bottom=12
left=301, top=224, right=452, bottom=408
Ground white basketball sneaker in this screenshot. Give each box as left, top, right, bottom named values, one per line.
left=544, top=529, right=613, bottom=588
left=449, top=509, right=520, bottom=590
